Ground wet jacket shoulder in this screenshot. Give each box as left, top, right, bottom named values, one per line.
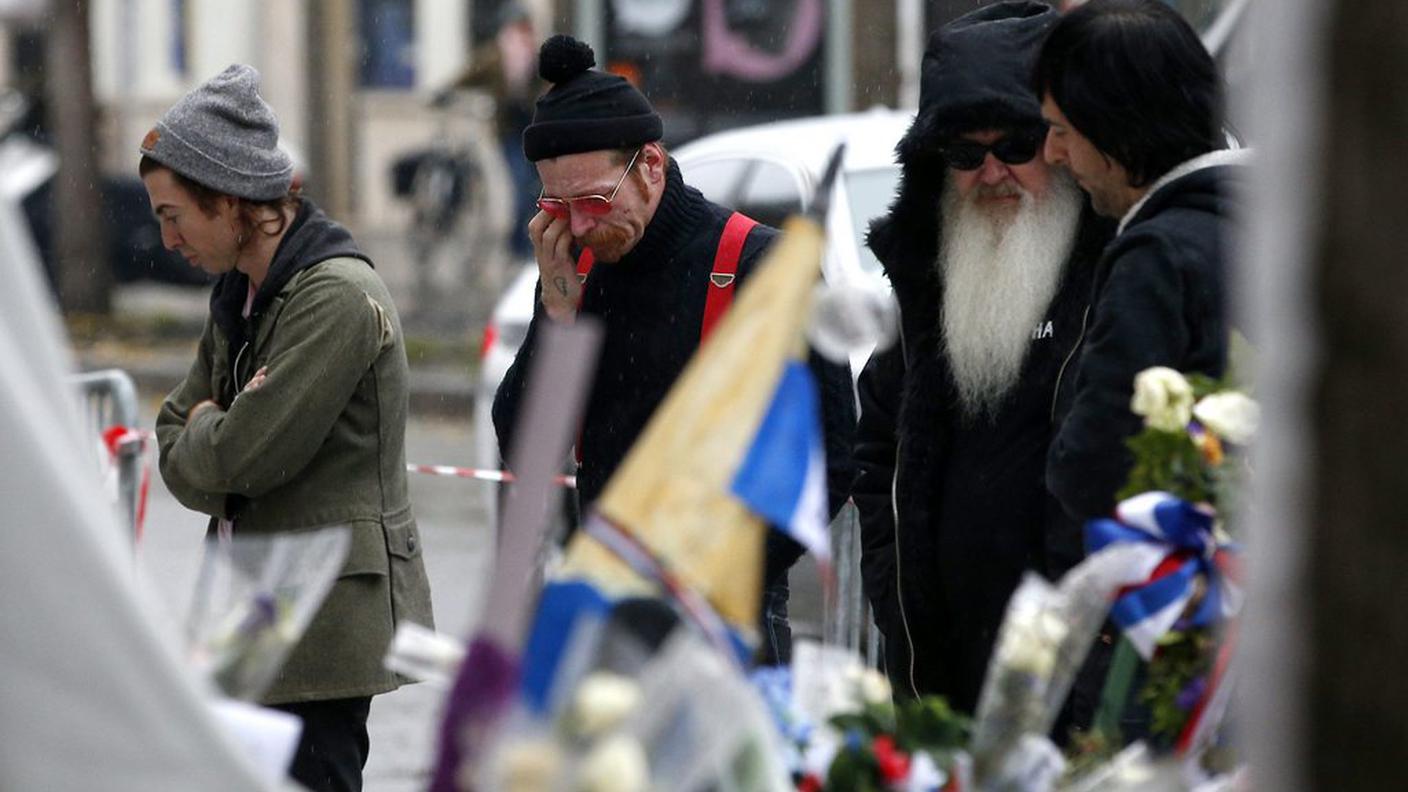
left=1048, top=151, right=1246, bottom=522
left=155, top=200, right=434, bottom=704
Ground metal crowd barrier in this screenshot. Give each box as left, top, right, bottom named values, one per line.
left=823, top=501, right=883, bottom=666
left=71, top=368, right=143, bottom=540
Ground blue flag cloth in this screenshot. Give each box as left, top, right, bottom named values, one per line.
left=730, top=361, right=830, bottom=560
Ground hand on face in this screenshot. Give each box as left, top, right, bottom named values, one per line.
left=528, top=209, right=581, bottom=322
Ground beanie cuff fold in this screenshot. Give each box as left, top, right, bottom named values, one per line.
left=523, top=114, right=663, bottom=162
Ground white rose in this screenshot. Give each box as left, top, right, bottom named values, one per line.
left=571, top=672, right=642, bottom=738
left=487, top=738, right=564, bottom=792
left=1130, top=367, right=1194, bottom=432
left=1193, top=391, right=1260, bottom=445
left=857, top=667, right=892, bottom=707
left=578, top=734, right=649, bottom=792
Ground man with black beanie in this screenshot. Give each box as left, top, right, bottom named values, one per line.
left=492, top=34, right=856, bottom=665
left=852, top=1, right=1113, bottom=729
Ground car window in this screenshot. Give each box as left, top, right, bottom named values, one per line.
left=678, top=158, right=750, bottom=207
left=737, top=160, right=806, bottom=229
left=843, top=166, right=900, bottom=277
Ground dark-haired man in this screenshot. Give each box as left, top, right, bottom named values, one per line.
left=852, top=1, right=1113, bottom=720
left=1034, top=0, right=1246, bottom=523
left=492, top=35, right=855, bottom=664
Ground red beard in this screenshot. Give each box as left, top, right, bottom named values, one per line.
left=579, top=223, right=636, bottom=262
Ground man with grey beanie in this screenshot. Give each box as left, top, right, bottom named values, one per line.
left=143, top=64, right=434, bottom=792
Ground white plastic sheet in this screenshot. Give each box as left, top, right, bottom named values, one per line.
left=0, top=195, right=276, bottom=790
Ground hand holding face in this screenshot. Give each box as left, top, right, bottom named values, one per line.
left=528, top=210, right=581, bottom=322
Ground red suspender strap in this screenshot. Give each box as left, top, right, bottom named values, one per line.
left=571, top=212, right=755, bottom=466
left=701, top=212, right=757, bottom=341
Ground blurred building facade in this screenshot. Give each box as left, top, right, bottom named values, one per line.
left=0, top=0, right=1008, bottom=234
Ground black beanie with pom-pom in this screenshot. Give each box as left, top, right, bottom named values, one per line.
left=522, top=34, right=663, bottom=162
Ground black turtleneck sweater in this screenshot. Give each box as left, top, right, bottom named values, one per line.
left=493, top=161, right=856, bottom=584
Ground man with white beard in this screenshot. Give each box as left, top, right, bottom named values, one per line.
left=852, top=1, right=1115, bottom=730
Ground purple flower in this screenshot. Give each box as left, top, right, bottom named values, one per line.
left=1176, top=675, right=1208, bottom=711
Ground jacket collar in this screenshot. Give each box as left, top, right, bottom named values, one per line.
left=209, top=198, right=369, bottom=339
left=1118, top=148, right=1252, bottom=236
left=613, top=159, right=708, bottom=268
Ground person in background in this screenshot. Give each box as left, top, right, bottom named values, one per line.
left=442, top=2, right=541, bottom=258
left=143, top=64, right=434, bottom=792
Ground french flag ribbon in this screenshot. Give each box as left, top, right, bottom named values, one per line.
left=1085, top=491, right=1243, bottom=659
left=729, top=361, right=831, bottom=562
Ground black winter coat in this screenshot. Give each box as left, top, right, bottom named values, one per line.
left=1047, top=151, right=1244, bottom=523
left=493, top=161, right=856, bottom=586
left=853, top=123, right=1114, bottom=709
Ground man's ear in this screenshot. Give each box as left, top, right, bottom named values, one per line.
left=642, top=142, right=667, bottom=183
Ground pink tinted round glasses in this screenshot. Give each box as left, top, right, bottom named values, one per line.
left=536, top=147, right=643, bottom=219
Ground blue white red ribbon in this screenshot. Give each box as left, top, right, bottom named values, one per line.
left=1085, top=492, right=1242, bottom=659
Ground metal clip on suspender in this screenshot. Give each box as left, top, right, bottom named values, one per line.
left=571, top=211, right=758, bottom=463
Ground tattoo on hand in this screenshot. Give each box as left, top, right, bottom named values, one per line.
left=553, top=276, right=569, bottom=297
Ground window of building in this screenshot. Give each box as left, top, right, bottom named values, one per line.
left=359, top=0, right=416, bottom=89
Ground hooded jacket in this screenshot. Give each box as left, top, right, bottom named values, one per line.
left=156, top=199, right=435, bottom=704
left=852, top=0, right=1116, bottom=713
left=1047, top=150, right=1244, bottom=522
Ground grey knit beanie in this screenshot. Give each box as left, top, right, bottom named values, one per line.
left=139, top=64, right=293, bottom=200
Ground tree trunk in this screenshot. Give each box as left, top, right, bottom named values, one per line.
left=305, top=0, right=357, bottom=222
left=45, top=0, right=110, bottom=315
left=1311, top=3, right=1408, bottom=787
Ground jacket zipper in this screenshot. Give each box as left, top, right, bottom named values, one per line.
left=886, top=324, right=920, bottom=698
left=891, top=438, right=921, bottom=698
left=1050, top=304, right=1091, bottom=422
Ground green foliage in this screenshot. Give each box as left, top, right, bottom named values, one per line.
left=825, top=743, right=885, bottom=792
left=894, top=695, right=972, bottom=754
left=827, top=695, right=971, bottom=755
left=1119, top=428, right=1214, bottom=503
left=1139, top=630, right=1216, bottom=751
left=822, top=695, right=971, bottom=789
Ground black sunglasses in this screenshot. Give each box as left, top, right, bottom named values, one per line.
left=939, top=127, right=1047, bottom=171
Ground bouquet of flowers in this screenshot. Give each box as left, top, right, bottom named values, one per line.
left=748, top=641, right=972, bottom=791
left=1066, top=366, right=1256, bottom=783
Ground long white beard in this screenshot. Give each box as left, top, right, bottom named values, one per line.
left=938, top=172, right=1083, bottom=419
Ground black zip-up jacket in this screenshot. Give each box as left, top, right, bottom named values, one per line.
left=492, top=161, right=856, bottom=586
left=854, top=177, right=1112, bottom=709
left=1047, top=151, right=1243, bottom=523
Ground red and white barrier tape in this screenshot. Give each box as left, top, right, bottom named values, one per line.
left=406, top=463, right=576, bottom=488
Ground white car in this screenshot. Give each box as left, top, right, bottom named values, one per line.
left=473, top=108, right=913, bottom=486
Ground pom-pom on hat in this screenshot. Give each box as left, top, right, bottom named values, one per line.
left=138, top=64, right=293, bottom=200
left=522, top=34, right=663, bottom=162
